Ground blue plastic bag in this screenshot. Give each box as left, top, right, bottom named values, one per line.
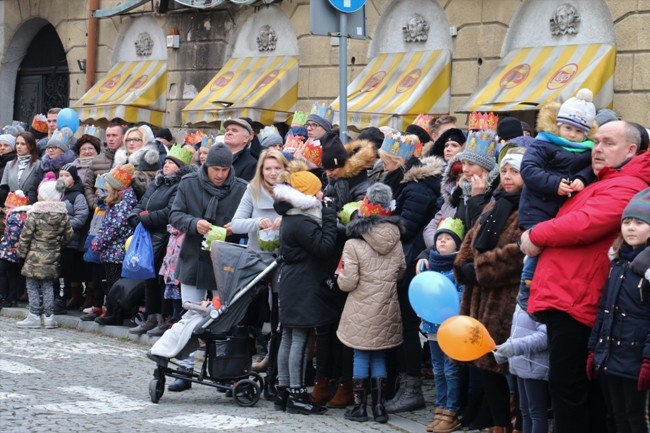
left=83, top=235, right=101, bottom=264
left=121, top=223, right=155, bottom=280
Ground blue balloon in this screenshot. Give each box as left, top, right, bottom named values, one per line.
left=56, top=108, right=80, bottom=133
left=408, top=272, right=460, bottom=324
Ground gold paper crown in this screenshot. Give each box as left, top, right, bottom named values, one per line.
left=50, top=127, right=74, bottom=146
left=200, top=135, right=215, bottom=148
left=468, top=112, right=499, bottom=132
left=5, top=190, right=28, bottom=207
left=380, top=132, right=423, bottom=159
left=184, top=130, right=206, bottom=146
left=167, top=144, right=193, bottom=166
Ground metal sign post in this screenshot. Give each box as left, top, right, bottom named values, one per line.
left=339, top=11, right=348, bottom=143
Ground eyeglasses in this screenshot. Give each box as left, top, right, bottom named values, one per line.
left=125, top=138, right=143, bottom=143
left=305, top=122, right=322, bottom=129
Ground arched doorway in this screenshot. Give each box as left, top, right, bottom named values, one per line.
left=13, top=23, right=69, bottom=124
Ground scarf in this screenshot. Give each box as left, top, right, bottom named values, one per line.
left=198, top=165, right=235, bottom=223
left=459, top=166, right=500, bottom=204
left=428, top=250, right=457, bottom=272
left=620, top=244, right=645, bottom=262
left=473, top=189, right=521, bottom=253
left=16, top=155, right=31, bottom=184
left=536, top=131, right=594, bottom=153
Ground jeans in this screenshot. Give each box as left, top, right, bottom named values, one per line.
left=517, top=377, right=549, bottom=433
left=429, top=340, right=460, bottom=412
left=603, top=373, right=650, bottom=433
left=353, top=349, right=386, bottom=379
left=517, top=255, right=537, bottom=311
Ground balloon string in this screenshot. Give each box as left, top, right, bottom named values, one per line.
left=492, top=350, right=549, bottom=369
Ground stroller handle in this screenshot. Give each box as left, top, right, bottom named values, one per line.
left=183, top=301, right=214, bottom=317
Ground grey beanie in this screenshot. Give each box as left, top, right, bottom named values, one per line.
left=366, top=183, right=393, bottom=210
left=260, top=133, right=284, bottom=148
left=205, top=143, right=233, bottom=168
left=306, top=114, right=332, bottom=133
left=595, top=108, right=619, bottom=126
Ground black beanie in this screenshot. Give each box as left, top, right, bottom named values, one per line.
left=358, top=127, right=385, bottom=150
left=60, top=163, right=80, bottom=184
left=431, top=128, right=466, bottom=158
left=497, top=117, right=524, bottom=141
left=320, top=132, right=349, bottom=170
left=405, top=124, right=431, bottom=146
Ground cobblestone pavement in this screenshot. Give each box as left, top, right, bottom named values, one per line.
left=0, top=308, right=481, bottom=433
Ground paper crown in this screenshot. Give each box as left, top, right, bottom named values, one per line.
left=31, top=114, right=48, bottom=134
left=94, top=174, right=106, bottom=190
left=284, top=133, right=304, bottom=150
left=338, top=201, right=361, bottom=225
left=294, top=138, right=323, bottom=169
left=465, top=130, right=497, bottom=157
left=291, top=111, right=308, bottom=127
left=167, top=144, right=193, bottom=166
left=468, top=112, right=499, bottom=132
left=359, top=196, right=393, bottom=217
left=413, top=114, right=433, bottom=130
left=200, top=135, right=215, bottom=148
left=50, top=127, right=75, bottom=146
left=259, top=125, right=279, bottom=139
left=5, top=190, right=29, bottom=208
left=310, top=103, right=334, bottom=123
left=184, top=130, right=206, bottom=146
left=380, top=132, right=423, bottom=159
left=82, top=125, right=105, bottom=143
left=106, top=164, right=134, bottom=190
left=436, top=217, right=465, bottom=241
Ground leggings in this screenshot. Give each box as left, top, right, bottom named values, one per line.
left=26, top=278, right=54, bottom=316
left=277, top=327, right=310, bottom=388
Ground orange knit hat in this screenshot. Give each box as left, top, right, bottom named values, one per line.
left=289, top=171, right=321, bottom=196
left=105, top=164, right=135, bottom=191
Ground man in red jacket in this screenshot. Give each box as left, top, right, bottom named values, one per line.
left=519, top=120, right=650, bottom=433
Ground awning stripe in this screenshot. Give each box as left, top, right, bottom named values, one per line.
left=182, top=56, right=299, bottom=126
left=331, top=50, right=451, bottom=131
left=459, top=44, right=616, bottom=112
left=73, top=60, right=167, bottom=126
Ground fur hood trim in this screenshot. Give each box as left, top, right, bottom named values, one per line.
left=441, top=152, right=464, bottom=201
left=337, top=139, right=378, bottom=179
left=537, top=100, right=598, bottom=140
left=346, top=214, right=403, bottom=238
left=401, top=156, right=444, bottom=183
left=154, top=164, right=197, bottom=186
left=29, top=200, right=68, bottom=214
left=273, top=183, right=322, bottom=211
left=113, top=143, right=159, bottom=167
left=421, top=140, right=435, bottom=157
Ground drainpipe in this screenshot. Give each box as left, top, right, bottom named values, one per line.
left=86, top=0, right=99, bottom=90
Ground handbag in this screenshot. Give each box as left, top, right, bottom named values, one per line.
left=121, top=223, right=156, bottom=280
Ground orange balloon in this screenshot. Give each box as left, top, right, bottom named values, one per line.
left=437, top=315, right=496, bottom=362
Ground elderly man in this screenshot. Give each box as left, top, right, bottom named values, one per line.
left=83, top=123, right=124, bottom=210
left=520, top=120, right=650, bottom=433
left=223, top=118, right=258, bottom=182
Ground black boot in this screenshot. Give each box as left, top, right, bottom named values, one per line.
left=264, top=374, right=278, bottom=401
left=168, top=367, right=192, bottom=392
left=371, top=377, right=388, bottom=423
left=344, top=379, right=369, bottom=422
left=274, top=386, right=289, bottom=411
left=286, top=387, right=327, bottom=415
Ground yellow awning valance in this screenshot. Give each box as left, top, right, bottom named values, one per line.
left=459, top=44, right=616, bottom=112
left=331, top=50, right=451, bottom=131
left=73, top=60, right=167, bottom=126
left=182, top=56, right=299, bottom=126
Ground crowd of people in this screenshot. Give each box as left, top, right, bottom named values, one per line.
left=1, top=89, right=650, bottom=433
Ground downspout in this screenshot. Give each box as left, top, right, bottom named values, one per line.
left=86, top=0, right=99, bottom=91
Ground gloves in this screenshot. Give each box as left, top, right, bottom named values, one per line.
left=586, top=351, right=597, bottom=381
left=630, top=247, right=650, bottom=278
left=638, top=358, right=650, bottom=391
left=460, top=262, right=477, bottom=285
left=493, top=351, right=508, bottom=365
left=496, top=341, right=515, bottom=358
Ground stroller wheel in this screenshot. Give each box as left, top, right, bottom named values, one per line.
left=232, top=379, right=260, bottom=407
left=149, top=378, right=165, bottom=403
left=248, top=372, right=264, bottom=390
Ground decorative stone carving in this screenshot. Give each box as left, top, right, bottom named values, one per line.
left=403, top=14, right=429, bottom=43
left=257, top=25, right=277, bottom=52
left=550, top=4, right=580, bottom=36
left=135, top=32, right=154, bottom=57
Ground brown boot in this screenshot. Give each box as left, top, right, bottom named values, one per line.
left=426, top=407, right=444, bottom=432
left=311, top=377, right=331, bottom=405
left=65, top=284, right=83, bottom=310
left=432, top=409, right=461, bottom=433
left=327, top=380, right=353, bottom=408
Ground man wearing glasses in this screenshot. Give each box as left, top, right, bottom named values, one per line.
left=305, top=114, right=332, bottom=140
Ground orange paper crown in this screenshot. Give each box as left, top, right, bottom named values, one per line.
left=31, top=114, right=48, bottom=134
left=413, top=114, right=433, bottom=130
left=468, top=112, right=499, bottom=132
left=5, top=190, right=29, bottom=207
left=184, top=130, right=206, bottom=146
left=294, top=138, right=322, bottom=169
left=359, top=196, right=393, bottom=217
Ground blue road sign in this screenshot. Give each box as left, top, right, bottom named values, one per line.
left=328, top=0, right=366, bottom=13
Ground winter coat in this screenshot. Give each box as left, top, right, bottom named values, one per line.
left=72, top=157, right=94, bottom=184
left=40, top=149, right=77, bottom=174
left=115, top=143, right=161, bottom=199
left=231, top=185, right=280, bottom=254
left=91, top=187, right=138, bottom=263
left=1, top=158, right=41, bottom=204
left=18, top=201, right=73, bottom=279
left=588, top=248, right=650, bottom=380
left=323, top=139, right=376, bottom=210
left=232, top=148, right=258, bottom=182
left=62, top=182, right=90, bottom=250
left=505, top=304, right=549, bottom=381
left=0, top=205, right=31, bottom=263
left=0, top=151, right=16, bottom=181
left=83, top=146, right=115, bottom=210
left=169, top=167, right=247, bottom=290
left=529, top=151, right=650, bottom=327
left=336, top=215, right=405, bottom=350
left=456, top=199, right=524, bottom=374
left=273, top=183, right=339, bottom=328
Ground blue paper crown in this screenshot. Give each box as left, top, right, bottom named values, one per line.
left=259, top=125, right=279, bottom=139
left=50, top=127, right=74, bottom=146
left=83, top=125, right=106, bottom=143
left=310, top=103, right=334, bottom=123
left=200, top=135, right=215, bottom=148
left=380, top=132, right=422, bottom=159
left=94, top=174, right=106, bottom=190
left=465, top=130, right=497, bottom=157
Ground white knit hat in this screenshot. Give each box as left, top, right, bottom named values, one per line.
left=557, top=88, right=596, bottom=133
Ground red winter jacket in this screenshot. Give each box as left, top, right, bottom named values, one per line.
left=529, top=152, right=650, bottom=327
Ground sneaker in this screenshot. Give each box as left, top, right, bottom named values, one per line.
left=16, top=313, right=41, bottom=328
left=43, top=314, right=58, bottom=329
left=82, top=306, right=93, bottom=314
left=80, top=307, right=103, bottom=321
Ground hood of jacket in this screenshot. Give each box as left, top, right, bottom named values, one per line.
left=114, top=143, right=159, bottom=168
left=347, top=215, right=403, bottom=255
left=28, top=200, right=68, bottom=214
left=536, top=100, right=598, bottom=140
left=273, top=183, right=322, bottom=212
left=441, top=152, right=463, bottom=199
left=401, top=156, right=444, bottom=184
left=336, top=139, right=377, bottom=179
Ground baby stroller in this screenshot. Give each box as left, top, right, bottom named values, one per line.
left=147, top=241, right=280, bottom=407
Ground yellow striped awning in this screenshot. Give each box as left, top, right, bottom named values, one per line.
left=73, top=60, right=167, bottom=126
left=459, top=44, right=616, bottom=112
left=182, top=56, right=299, bottom=126
left=331, top=50, right=451, bottom=131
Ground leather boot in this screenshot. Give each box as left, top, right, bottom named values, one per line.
left=168, top=366, right=192, bottom=392
left=286, top=387, right=327, bottom=415
left=432, top=409, right=461, bottom=433
left=274, top=386, right=289, bottom=411
left=79, top=283, right=94, bottom=311
left=65, top=284, right=83, bottom=310
left=327, top=379, right=353, bottom=408
left=264, top=374, right=278, bottom=401
left=344, top=379, right=368, bottom=422
left=384, top=375, right=425, bottom=413
left=371, top=377, right=388, bottom=423
left=129, top=314, right=161, bottom=335
left=427, top=407, right=444, bottom=432
left=310, top=377, right=331, bottom=405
